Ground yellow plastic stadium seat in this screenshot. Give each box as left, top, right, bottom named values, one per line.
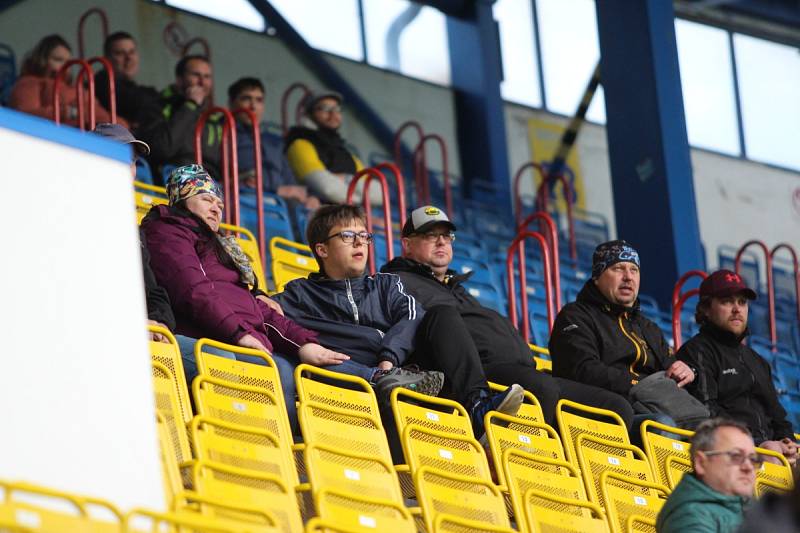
left=485, top=411, right=565, bottom=488
left=152, top=361, right=192, bottom=467
left=489, top=382, right=545, bottom=425
left=434, top=513, right=518, bottom=533
left=312, top=488, right=416, bottom=533
left=219, top=222, right=269, bottom=293
left=0, top=480, right=122, bottom=533
left=523, top=488, right=609, bottom=533
left=156, top=412, right=184, bottom=506
left=189, top=416, right=297, bottom=490
left=294, top=365, right=392, bottom=462
left=148, top=325, right=193, bottom=426
left=529, top=343, right=553, bottom=372
left=556, top=399, right=630, bottom=467
left=639, top=420, right=693, bottom=490
left=413, top=467, right=512, bottom=533
left=575, top=435, right=656, bottom=507
left=754, top=446, right=794, bottom=492
left=400, top=423, right=492, bottom=482
left=303, top=443, right=404, bottom=504
left=126, top=506, right=276, bottom=533
left=190, top=461, right=303, bottom=533
left=270, top=237, right=318, bottom=293
left=664, top=456, right=693, bottom=491
left=756, top=477, right=792, bottom=498
left=134, top=181, right=168, bottom=224
left=171, top=491, right=280, bottom=532
left=600, top=472, right=669, bottom=533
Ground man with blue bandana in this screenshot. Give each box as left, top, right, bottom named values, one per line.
left=549, top=240, right=697, bottom=429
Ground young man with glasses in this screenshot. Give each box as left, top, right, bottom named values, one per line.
left=658, top=418, right=759, bottom=533
left=382, top=205, right=634, bottom=428
left=271, top=204, right=524, bottom=440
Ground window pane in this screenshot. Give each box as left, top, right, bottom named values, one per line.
left=363, top=0, right=451, bottom=85
left=165, top=0, right=265, bottom=32
left=494, top=0, right=541, bottom=107
left=536, top=0, right=605, bottom=122
left=734, top=33, right=800, bottom=170
left=268, top=0, right=363, bottom=61
left=674, top=20, right=740, bottom=155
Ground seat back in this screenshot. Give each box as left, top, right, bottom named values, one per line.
left=148, top=325, right=192, bottom=425
left=523, top=488, right=609, bottom=533
left=556, top=399, right=630, bottom=466
left=126, top=506, right=273, bottom=532
left=756, top=477, right=793, bottom=498
left=270, top=237, right=318, bottom=292
left=401, top=424, right=491, bottom=481
left=639, top=420, right=693, bottom=490
left=485, top=412, right=565, bottom=487
left=134, top=181, right=168, bottom=224
left=664, top=456, right=693, bottom=490
left=390, top=387, right=473, bottom=441
left=219, top=222, right=269, bottom=292
left=575, top=435, right=655, bottom=507
left=433, top=513, right=518, bottom=533
left=155, top=412, right=183, bottom=507
left=755, top=446, right=794, bottom=492
left=600, top=472, right=668, bottom=533
left=489, top=381, right=545, bottom=424
left=312, top=488, right=415, bottom=532
left=413, top=467, right=510, bottom=533
left=152, top=361, right=192, bottom=466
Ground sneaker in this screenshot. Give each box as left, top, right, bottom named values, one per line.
left=470, top=384, right=524, bottom=443
left=374, top=366, right=445, bottom=405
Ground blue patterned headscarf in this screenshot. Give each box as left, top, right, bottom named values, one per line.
left=591, top=240, right=640, bottom=279
left=166, top=164, right=224, bottom=206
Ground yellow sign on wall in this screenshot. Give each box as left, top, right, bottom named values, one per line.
left=526, top=118, right=586, bottom=211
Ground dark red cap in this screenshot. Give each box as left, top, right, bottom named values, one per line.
left=699, top=269, right=757, bottom=300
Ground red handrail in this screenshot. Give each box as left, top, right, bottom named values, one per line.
left=373, top=162, right=408, bottom=228
left=512, top=162, right=547, bottom=226
left=230, top=107, right=266, bottom=267
left=771, top=243, right=800, bottom=328
left=77, top=7, right=108, bottom=58
left=413, top=133, right=452, bottom=218
left=280, top=82, right=311, bottom=137
left=507, top=231, right=554, bottom=344
left=735, top=240, right=776, bottom=351
left=393, top=120, right=424, bottom=169
left=82, top=57, right=116, bottom=124
left=517, top=212, right=562, bottom=312
left=536, top=172, right=577, bottom=262
left=346, top=168, right=394, bottom=275
left=671, top=270, right=708, bottom=350
left=182, top=37, right=211, bottom=58
left=53, top=59, right=96, bottom=130
left=194, top=107, right=239, bottom=227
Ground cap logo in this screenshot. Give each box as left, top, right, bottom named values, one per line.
left=725, top=273, right=741, bottom=283
left=424, top=207, right=440, bottom=216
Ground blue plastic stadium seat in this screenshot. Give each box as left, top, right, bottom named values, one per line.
left=135, top=158, right=154, bottom=184
left=638, top=294, right=661, bottom=316
left=528, top=312, right=552, bottom=347
left=463, top=280, right=505, bottom=315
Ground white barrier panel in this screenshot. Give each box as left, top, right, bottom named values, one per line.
left=0, top=109, right=164, bottom=511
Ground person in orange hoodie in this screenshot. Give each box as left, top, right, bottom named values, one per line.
left=9, top=34, right=124, bottom=129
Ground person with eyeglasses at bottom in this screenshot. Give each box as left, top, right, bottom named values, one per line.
left=657, top=418, right=760, bottom=533
left=271, top=204, right=525, bottom=442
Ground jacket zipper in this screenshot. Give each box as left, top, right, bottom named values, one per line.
left=345, top=279, right=359, bottom=324
left=618, top=312, right=642, bottom=377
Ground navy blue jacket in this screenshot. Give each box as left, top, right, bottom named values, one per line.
left=273, top=272, right=424, bottom=367
left=236, top=120, right=295, bottom=192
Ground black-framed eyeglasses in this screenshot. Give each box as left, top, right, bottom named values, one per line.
left=322, top=230, right=373, bottom=244
left=314, top=104, right=342, bottom=114
left=703, top=450, right=764, bottom=467
left=415, top=231, right=455, bottom=243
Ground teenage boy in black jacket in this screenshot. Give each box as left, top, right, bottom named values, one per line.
left=381, top=206, right=634, bottom=427
left=272, top=204, right=524, bottom=439
left=677, top=269, right=797, bottom=464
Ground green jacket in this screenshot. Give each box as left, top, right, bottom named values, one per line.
left=657, top=473, right=747, bottom=533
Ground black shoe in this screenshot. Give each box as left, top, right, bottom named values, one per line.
left=470, top=384, right=524, bottom=442
left=374, top=366, right=445, bottom=405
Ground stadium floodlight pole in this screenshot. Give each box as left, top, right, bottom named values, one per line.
left=671, top=270, right=708, bottom=350
left=735, top=240, right=776, bottom=351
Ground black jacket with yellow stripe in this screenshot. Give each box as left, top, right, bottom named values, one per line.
left=549, top=281, right=672, bottom=396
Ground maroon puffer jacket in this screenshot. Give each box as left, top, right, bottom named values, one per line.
left=141, top=204, right=317, bottom=356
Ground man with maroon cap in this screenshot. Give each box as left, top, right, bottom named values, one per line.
left=677, top=269, right=798, bottom=464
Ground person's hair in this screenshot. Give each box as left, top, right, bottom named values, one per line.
left=306, top=204, right=366, bottom=265
left=103, top=31, right=136, bottom=57
left=228, top=77, right=264, bottom=103
left=690, top=418, right=752, bottom=466
left=21, top=34, right=71, bottom=77
left=695, top=296, right=712, bottom=325
left=175, top=54, right=210, bottom=78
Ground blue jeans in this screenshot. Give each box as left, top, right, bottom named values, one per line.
left=630, top=412, right=677, bottom=449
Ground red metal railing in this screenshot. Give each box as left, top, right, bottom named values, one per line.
left=507, top=231, right=555, bottom=344
left=413, top=133, right=452, bottom=218
left=230, top=107, right=266, bottom=267
left=373, top=161, right=408, bottom=228
left=280, top=82, right=311, bottom=136
left=735, top=240, right=776, bottom=351
left=182, top=37, right=212, bottom=58
left=671, top=270, right=708, bottom=350
left=53, top=59, right=96, bottom=130
left=194, top=107, right=240, bottom=227
left=346, top=168, right=394, bottom=275
left=535, top=172, right=577, bottom=262
left=517, top=212, right=562, bottom=312
left=771, top=243, right=800, bottom=327
left=77, top=7, right=108, bottom=58
left=393, top=120, right=424, bottom=170
left=512, top=162, right=546, bottom=226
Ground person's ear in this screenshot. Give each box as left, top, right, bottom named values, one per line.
left=400, top=237, right=411, bottom=255
left=315, top=242, right=328, bottom=259
left=693, top=453, right=707, bottom=477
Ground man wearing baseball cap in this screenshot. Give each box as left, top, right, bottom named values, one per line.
left=382, top=207, right=635, bottom=428
left=93, top=122, right=150, bottom=178
left=677, top=269, right=797, bottom=464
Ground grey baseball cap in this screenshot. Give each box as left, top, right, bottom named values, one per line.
left=303, top=90, right=343, bottom=114
left=402, top=205, right=456, bottom=237
left=93, top=123, right=150, bottom=156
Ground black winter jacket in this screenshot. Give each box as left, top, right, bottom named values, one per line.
left=140, top=229, right=176, bottom=331
left=272, top=272, right=424, bottom=367
left=549, top=281, right=672, bottom=396
left=676, top=323, right=793, bottom=443
left=381, top=257, right=536, bottom=368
